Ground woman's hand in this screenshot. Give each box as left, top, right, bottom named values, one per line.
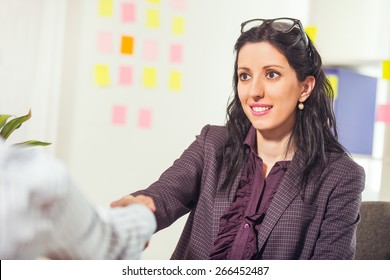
left=110, top=194, right=156, bottom=213
left=110, top=195, right=156, bottom=250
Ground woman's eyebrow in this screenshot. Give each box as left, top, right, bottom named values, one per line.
left=237, top=66, right=251, bottom=71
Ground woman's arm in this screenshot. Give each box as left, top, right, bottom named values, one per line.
left=112, top=125, right=212, bottom=231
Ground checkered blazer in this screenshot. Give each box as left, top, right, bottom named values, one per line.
left=134, top=125, right=365, bottom=259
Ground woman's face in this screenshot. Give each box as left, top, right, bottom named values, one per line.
left=237, top=42, right=312, bottom=139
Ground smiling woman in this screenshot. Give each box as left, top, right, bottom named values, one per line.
left=236, top=42, right=315, bottom=174
left=111, top=17, right=365, bottom=260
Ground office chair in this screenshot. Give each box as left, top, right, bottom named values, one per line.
left=355, top=201, right=390, bottom=259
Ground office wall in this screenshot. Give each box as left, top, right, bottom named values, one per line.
left=1, top=0, right=389, bottom=260
left=309, top=0, right=390, bottom=201
left=0, top=0, right=66, bottom=149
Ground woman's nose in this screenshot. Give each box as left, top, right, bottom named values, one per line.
left=248, top=78, right=265, bottom=98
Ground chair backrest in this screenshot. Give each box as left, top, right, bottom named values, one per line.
left=355, top=201, right=390, bottom=259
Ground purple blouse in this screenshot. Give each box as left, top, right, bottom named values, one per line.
left=209, top=126, right=290, bottom=260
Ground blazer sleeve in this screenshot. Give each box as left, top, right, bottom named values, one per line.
left=132, top=125, right=211, bottom=231
left=311, top=157, right=365, bottom=259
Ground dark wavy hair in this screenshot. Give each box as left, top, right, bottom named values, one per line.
left=222, top=21, right=346, bottom=190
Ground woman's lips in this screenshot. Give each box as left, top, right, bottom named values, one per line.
left=250, top=104, right=273, bottom=116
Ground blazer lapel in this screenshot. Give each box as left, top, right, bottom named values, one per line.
left=212, top=157, right=244, bottom=243
left=257, top=150, right=305, bottom=251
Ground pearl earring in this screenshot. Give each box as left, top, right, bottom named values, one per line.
left=298, top=102, right=305, bottom=110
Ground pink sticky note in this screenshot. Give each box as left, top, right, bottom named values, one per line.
left=112, top=105, right=127, bottom=125
left=170, top=43, right=183, bottom=63
left=122, top=3, right=135, bottom=23
left=138, top=108, right=152, bottom=129
left=171, top=0, right=186, bottom=10
left=143, top=40, right=158, bottom=61
left=119, top=66, right=133, bottom=85
left=376, top=104, right=390, bottom=124
left=97, top=31, right=113, bottom=53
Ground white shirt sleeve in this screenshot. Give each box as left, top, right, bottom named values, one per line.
left=0, top=142, right=156, bottom=259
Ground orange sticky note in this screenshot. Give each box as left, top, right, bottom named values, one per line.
left=112, top=105, right=127, bottom=125
left=168, top=70, right=182, bottom=91
left=147, top=9, right=160, bottom=28
left=98, top=0, right=113, bottom=17
left=121, top=36, right=134, bottom=55
left=172, top=16, right=185, bottom=36
left=382, top=60, right=390, bottom=80
left=138, top=108, right=153, bottom=129
left=143, top=67, right=157, bottom=88
left=304, top=26, right=317, bottom=44
left=94, top=65, right=110, bottom=86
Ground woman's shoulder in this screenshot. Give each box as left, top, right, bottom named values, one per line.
left=326, top=152, right=365, bottom=178
left=197, top=124, right=228, bottom=144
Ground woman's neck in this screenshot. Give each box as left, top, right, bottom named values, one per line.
left=256, top=130, right=295, bottom=177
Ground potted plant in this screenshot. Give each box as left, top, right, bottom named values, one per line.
left=0, top=109, right=51, bottom=146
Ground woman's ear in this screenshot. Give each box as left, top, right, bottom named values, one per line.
left=299, top=76, right=315, bottom=102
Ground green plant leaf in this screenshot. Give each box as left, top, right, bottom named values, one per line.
left=13, top=140, right=52, bottom=147
left=0, top=115, right=12, bottom=129
left=0, top=109, right=31, bottom=140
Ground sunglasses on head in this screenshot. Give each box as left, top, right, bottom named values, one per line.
left=240, top=17, right=309, bottom=47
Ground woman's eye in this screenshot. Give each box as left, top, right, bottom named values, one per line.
left=239, top=73, right=251, bottom=81
left=266, top=71, right=280, bottom=79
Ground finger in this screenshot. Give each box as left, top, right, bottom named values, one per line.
left=110, top=195, right=135, bottom=207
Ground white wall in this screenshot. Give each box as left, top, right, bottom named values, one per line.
left=2, top=0, right=389, bottom=260
left=0, top=0, right=66, bottom=151
left=309, top=0, right=390, bottom=65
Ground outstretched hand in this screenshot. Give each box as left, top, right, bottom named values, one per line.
left=110, top=194, right=156, bottom=213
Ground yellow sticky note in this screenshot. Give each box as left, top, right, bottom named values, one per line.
left=147, top=9, right=160, bottom=28
left=121, top=36, right=134, bottom=55
left=172, top=16, right=185, bottom=36
left=94, top=65, right=110, bottom=86
left=304, top=26, right=317, bottom=44
left=147, top=0, right=160, bottom=3
left=98, top=0, right=113, bottom=17
left=168, top=71, right=182, bottom=91
left=143, top=67, right=157, bottom=88
left=382, top=60, right=390, bottom=80
left=327, top=74, right=339, bottom=100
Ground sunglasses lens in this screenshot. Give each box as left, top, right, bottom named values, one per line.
left=240, top=18, right=309, bottom=49
left=271, top=18, right=296, bottom=32
left=241, top=19, right=265, bottom=33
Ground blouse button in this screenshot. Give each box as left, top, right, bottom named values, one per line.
left=244, top=223, right=250, bottom=229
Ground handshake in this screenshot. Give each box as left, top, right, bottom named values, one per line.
left=0, top=141, right=158, bottom=260
left=111, top=194, right=156, bottom=212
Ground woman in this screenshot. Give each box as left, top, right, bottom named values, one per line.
left=112, top=18, right=365, bottom=259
